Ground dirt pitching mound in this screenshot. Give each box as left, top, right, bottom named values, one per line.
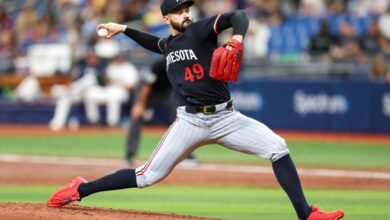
left=0, top=203, right=218, bottom=220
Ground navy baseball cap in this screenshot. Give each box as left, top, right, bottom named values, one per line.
left=160, top=0, right=195, bottom=16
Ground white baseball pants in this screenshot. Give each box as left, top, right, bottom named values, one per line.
left=49, top=73, right=97, bottom=130
left=84, top=84, right=130, bottom=127
left=135, top=103, right=289, bottom=188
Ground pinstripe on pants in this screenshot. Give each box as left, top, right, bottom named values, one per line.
left=135, top=106, right=289, bottom=188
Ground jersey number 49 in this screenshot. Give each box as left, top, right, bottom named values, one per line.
left=185, top=63, right=204, bottom=82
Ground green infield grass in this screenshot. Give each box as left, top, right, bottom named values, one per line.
left=0, top=186, right=389, bottom=220
left=0, top=133, right=389, bottom=169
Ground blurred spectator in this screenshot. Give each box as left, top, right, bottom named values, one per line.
left=19, top=14, right=62, bottom=56
left=89, top=0, right=107, bottom=14
left=379, top=6, right=390, bottom=39
left=2, top=0, right=390, bottom=84
left=378, top=34, right=390, bottom=58
left=326, top=0, right=348, bottom=35
left=244, top=17, right=270, bottom=59
left=122, top=0, right=150, bottom=22
left=14, top=75, right=41, bottom=102
left=52, top=1, right=82, bottom=46
left=360, top=19, right=382, bottom=56
left=348, top=0, right=389, bottom=17
left=0, top=6, right=13, bottom=30
left=265, top=10, right=284, bottom=56
left=250, top=0, right=279, bottom=17
left=370, top=55, right=390, bottom=82
left=142, top=1, right=165, bottom=28
left=300, top=0, right=326, bottom=17
left=49, top=49, right=106, bottom=131
left=192, top=0, right=208, bottom=20
left=279, top=0, right=300, bottom=17
left=80, top=4, right=102, bottom=41
left=0, top=29, right=15, bottom=74
left=15, top=2, right=39, bottom=50
left=330, top=21, right=365, bottom=63
left=84, top=53, right=139, bottom=127
left=378, top=6, right=390, bottom=58
left=308, top=20, right=337, bottom=62
left=101, top=0, right=122, bottom=23
left=201, top=0, right=236, bottom=16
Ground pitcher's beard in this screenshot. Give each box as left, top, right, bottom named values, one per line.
left=172, top=19, right=192, bottom=33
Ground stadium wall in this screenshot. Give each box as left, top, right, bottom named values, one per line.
left=1, top=79, right=389, bottom=133
left=230, top=79, right=390, bottom=133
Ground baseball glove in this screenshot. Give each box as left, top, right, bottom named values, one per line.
left=209, top=39, right=243, bottom=82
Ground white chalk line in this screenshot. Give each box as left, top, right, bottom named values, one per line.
left=1, top=154, right=390, bottom=180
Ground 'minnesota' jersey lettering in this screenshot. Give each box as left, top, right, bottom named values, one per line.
left=159, top=15, right=230, bottom=106
left=166, top=49, right=198, bottom=67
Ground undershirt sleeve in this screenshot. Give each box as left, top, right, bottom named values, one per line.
left=215, top=10, right=249, bottom=37
left=123, top=27, right=163, bottom=54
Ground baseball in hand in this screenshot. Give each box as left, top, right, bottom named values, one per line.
left=97, top=28, right=109, bottom=37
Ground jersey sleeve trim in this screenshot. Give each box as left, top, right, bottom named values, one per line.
left=157, top=38, right=163, bottom=53
left=213, top=14, right=222, bottom=34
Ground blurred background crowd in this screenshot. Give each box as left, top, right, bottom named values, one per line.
left=0, top=0, right=390, bottom=80
left=1, top=0, right=390, bottom=131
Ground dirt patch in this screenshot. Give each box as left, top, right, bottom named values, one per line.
left=1, top=159, right=390, bottom=189
left=0, top=203, right=218, bottom=220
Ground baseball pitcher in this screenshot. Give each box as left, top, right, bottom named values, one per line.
left=47, top=1, right=344, bottom=219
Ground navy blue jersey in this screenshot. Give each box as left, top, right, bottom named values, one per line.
left=158, top=15, right=230, bottom=106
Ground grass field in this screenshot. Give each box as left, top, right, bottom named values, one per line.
left=1, top=131, right=390, bottom=219
left=0, top=133, right=389, bottom=168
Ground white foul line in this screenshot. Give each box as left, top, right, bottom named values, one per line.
left=1, top=154, right=390, bottom=180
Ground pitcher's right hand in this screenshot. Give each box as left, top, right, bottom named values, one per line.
left=96, top=22, right=127, bottom=39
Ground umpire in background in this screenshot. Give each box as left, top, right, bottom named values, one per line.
left=125, top=58, right=197, bottom=164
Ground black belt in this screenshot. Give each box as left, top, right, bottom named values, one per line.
left=185, top=100, right=233, bottom=115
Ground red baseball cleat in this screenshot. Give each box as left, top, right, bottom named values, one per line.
left=305, top=205, right=344, bottom=220
left=47, top=176, right=87, bottom=207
